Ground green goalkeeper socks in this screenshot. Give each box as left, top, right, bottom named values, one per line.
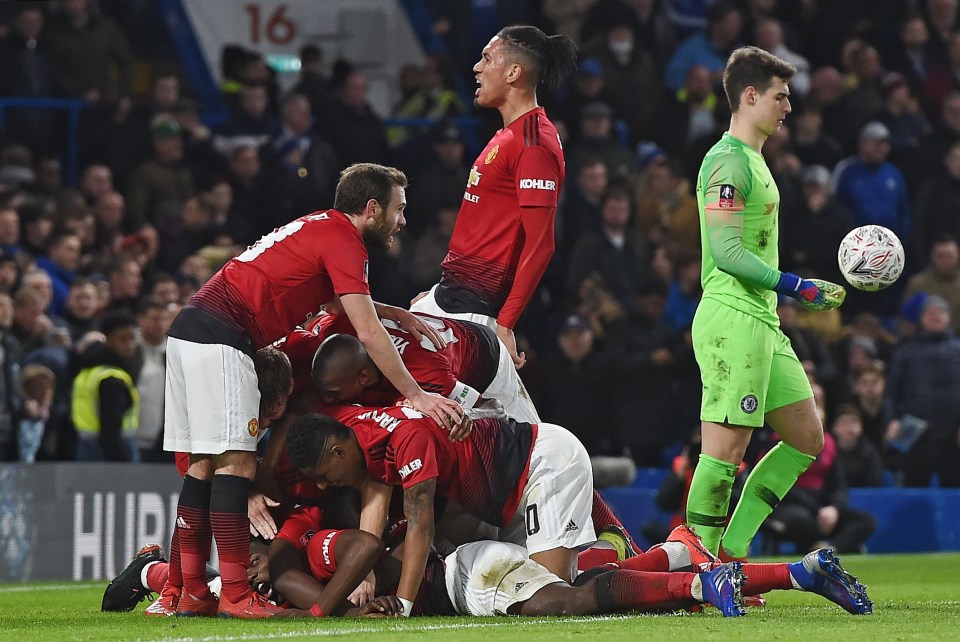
left=686, top=454, right=739, bottom=555
left=721, top=441, right=815, bottom=558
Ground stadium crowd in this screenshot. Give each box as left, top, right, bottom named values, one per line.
left=0, top=0, right=958, bottom=505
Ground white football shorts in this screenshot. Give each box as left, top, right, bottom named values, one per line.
left=163, top=337, right=261, bottom=455
left=444, top=540, right=564, bottom=616
left=501, top=422, right=597, bottom=555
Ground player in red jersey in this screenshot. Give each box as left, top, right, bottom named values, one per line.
left=161, top=163, right=462, bottom=618
left=411, top=26, right=577, bottom=368
left=278, top=311, right=539, bottom=422
left=285, top=405, right=596, bottom=617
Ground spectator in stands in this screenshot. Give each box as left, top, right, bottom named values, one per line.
left=111, top=71, right=182, bottom=179
left=390, top=54, right=466, bottom=147
left=217, top=84, right=278, bottom=147
left=539, top=314, right=617, bottom=456
left=406, top=123, right=468, bottom=239
left=269, top=92, right=340, bottom=227
left=833, top=121, right=911, bottom=241
left=90, top=191, right=125, bottom=269
left=105, top=255, right=142, bottom=316
left=586, top=21, right=664, bottom=142
left=0, top=253, right=22, bottom=296
left=660, top=248, right=700, bottom=333
left=764, top=431, right=877, bottom=554
left=71, top=310, right=139, bottom=462
left=556, top=58, right=614, bottom=142
left=634, top=153, right=699, bottom=254
left=132, top=297, right=173, bottom=463
left=567, top=101, right=637, bottom=180
left=225, top=141, right=273, bottom=245
left=21, top=269, right=55, bottom=319
left=777, top=296, right=839, bottom=397
left=604, top=277, right=693, bottom=465
left=126, top=115, right=193, bottom=231
left=169, top=97, right=220, bottom=179
left=781, top=165, right=851, bottom=286
left=888, top=13, right=937, bottom=99
left=0, top=291, right=22, bottom=462
left=885, top=295, right=960, bottom=487
left=61, top=277, right=100, bottom=342
left=567, top=182, right=650, bottom=308
left=0, top=206, right=31, bottom=269
left=653, top=65, right=720, bottom=162
left=923, top=31, right=960, bottom=120
left=878, top=72, right=930, bottom=194
left=17, top=363, right=55, bottom=463
left=0, top=4, right=55, bottom=153
left=558, top=157, right=608, bottom=259
left=150, top=272, right=180, bottom=307
left=851, top=360, right=893, bottom=460
left=755, top=17, right=810, bottom=97
left=44, top=0, right=133, bottom=103
left=318, top=69, right=389, bottom=167
left=831, top=404, right=885, bottom=487
left=406, top=203, right=458, bottom=296
left=832, top=41, right=886, bottom=152
left=923, top=0, right=958, bottom=64
left=34, top=231, right=81, bottom=317
left=291, top=44, right=328, bottom=120
left=157, top=197, right=218, bottom=276
left=791, top=107, right=845, bottom=170
left=901, top=235, right=960, bottom=331
left=79, top=164, right=113, bottom=206
left=665, top=1, right=743, bottom=92
left=913, top=144, right=960, bottom=256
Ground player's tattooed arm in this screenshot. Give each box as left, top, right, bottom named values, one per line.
left=397, top=478, right=437, bottom=614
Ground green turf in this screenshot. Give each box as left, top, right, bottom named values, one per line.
left=1, top=553, right=957, bottom=641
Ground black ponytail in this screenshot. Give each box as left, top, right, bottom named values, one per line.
left=497, top=25, right=578, bottom=90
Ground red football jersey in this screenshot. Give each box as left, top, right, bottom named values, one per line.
left=440, top=107, right=564, bottom=325
left=184, top=210, right=369, bottom=349
left=281, top=312, right=498, bottom=400
left=323, top=404, right=537, bottom=528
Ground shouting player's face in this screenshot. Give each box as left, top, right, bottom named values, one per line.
left=473, top=36, right=513, bottom=109
left=752, top=76, right=792, bottom=137
left=363, top=185, right=406, bottom=250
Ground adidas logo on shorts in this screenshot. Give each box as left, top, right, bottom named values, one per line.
left=515, top=581, right=528, bottom=592
left=564, top=520, right=578, bottom=532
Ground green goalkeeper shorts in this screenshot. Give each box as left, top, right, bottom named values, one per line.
left=692, top=298, right=813, bottom=427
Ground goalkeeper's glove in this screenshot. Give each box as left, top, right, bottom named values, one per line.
left=775, top=272, right=846, bottom=311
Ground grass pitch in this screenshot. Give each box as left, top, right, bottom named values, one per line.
left=1, top=553, right=957, bottom=641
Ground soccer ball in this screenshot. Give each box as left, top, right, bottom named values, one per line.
left=837, top=225, right=905, bottom=291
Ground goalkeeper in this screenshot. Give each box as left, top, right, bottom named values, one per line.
left=687, top=46, right=845, bottom=560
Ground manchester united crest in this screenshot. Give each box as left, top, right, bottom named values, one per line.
left=247, top=418, right=259, bottom=437
left=485, top=144, right=499, bottom=165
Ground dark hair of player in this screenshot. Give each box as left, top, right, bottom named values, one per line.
left=286, top=413, right=352, bottom=470
left=254, top=346, right=292, bottom=418
left=722, top=46, right=796, bottom=112
left=496, top=25, right=578, bottom=90
left=334, top=163, right=408, bottom=216
left=311, top=333, right=367, bottom=388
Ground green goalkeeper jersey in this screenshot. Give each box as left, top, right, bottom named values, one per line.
left=696, top=132, right=783, bottom=328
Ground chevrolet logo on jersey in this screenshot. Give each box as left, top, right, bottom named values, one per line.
left=468, top=165, right=482, bottom=187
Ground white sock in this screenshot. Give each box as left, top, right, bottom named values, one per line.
left=659, top=541, right=691, bottom=571
left=140, top=561, right=160, bottom=590
left=690, top=575, right=704, bottom=602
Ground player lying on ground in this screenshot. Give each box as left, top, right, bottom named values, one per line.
left=286, top=406, right=598, bottom=616
left=105, top=517, right=871, bottom=617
